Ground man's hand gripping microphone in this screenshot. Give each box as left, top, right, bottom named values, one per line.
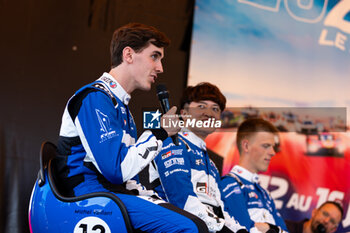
left=156, top=84, right=180, bottom=145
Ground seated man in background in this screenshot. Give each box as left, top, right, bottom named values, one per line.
left=55, top=22, right=209, bottom=233
left=221, top=118, right=288, bottom=233
left=148, top=82, right=248, bottom=233
left=285, top=201, right=343, bottom=233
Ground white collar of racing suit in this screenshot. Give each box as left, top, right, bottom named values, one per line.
left=97, top=72, right=131, bottom=105
left=179, top=129, right=207, bottom=151
left=231, top=165, right=259, bottom=183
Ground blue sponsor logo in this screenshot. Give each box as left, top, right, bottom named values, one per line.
left=233, top=187, right=242, bottom=194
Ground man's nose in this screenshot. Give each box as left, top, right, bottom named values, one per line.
left=202, top=108, right=214, bottom=118
left=156, top=61, right=163, bottom=73
left=322, top=216, right=331, bottom=226
left=323, top=216, right=330, bottom=223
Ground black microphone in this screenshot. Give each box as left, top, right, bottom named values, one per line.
left=316, top=224, right=326, bottom=233
left=156, top=84, right=170, bottom=113
left=156, top=84, right=179, bottom=145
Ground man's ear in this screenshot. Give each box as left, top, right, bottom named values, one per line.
left=241, top=139, right=249, bottom=152
left=311, top=209, right=317, bottom=219
left=122, top=46, right=134, bottom=64
left=308, top=209, right=321, bottom=232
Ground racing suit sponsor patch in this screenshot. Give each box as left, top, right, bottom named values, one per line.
left=164, top=168, right=189, bottom=177
left=196, top=182, right=208, bottom=194
left=161, top=149, right=183, bottom=160
left=224, top=186, right=242, bottom=198
left=248, top=192, right=258, bottom=199
left=194, top=149, right=204, bottom=157
left=195, top=159, right=204, bottom=166
left=164, top=157, right=185, bottom=168
left=171, top=149, right=183, bottom=155
left=162, top=151, right=172, bottom=160
left=248, top=200, right=264, bottom=207
left=100, top=76, right=117, bottom=89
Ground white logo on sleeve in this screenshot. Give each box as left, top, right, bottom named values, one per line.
left=96, top=109, right=117, bottom=142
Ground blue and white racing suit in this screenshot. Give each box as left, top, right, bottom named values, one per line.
left=221, top=165, right=288, bottom=233
left=149, top=131, right=246, bottom=233
left=56, top=72, right=208, bottom=233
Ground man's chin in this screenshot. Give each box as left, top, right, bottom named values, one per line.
left=199, top=128, right=216, bottom=137
left=206, top=128, right=217, bottom=134
left=258, top=167, right=268, bottom=173
left=140, top=84, right=152, bottom=91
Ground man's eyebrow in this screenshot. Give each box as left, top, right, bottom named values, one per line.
left=263, top=142, right=274, bottom=146
left=198, top=101, right=219, bottom=106
left=153, top=51, right=162, bottom=57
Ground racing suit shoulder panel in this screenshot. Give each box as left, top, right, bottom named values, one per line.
left=221, top=175, right=256, bottom=229
left=221, top=175, right=244, bottom=197
left=67, top=85, right=118, bottom=122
